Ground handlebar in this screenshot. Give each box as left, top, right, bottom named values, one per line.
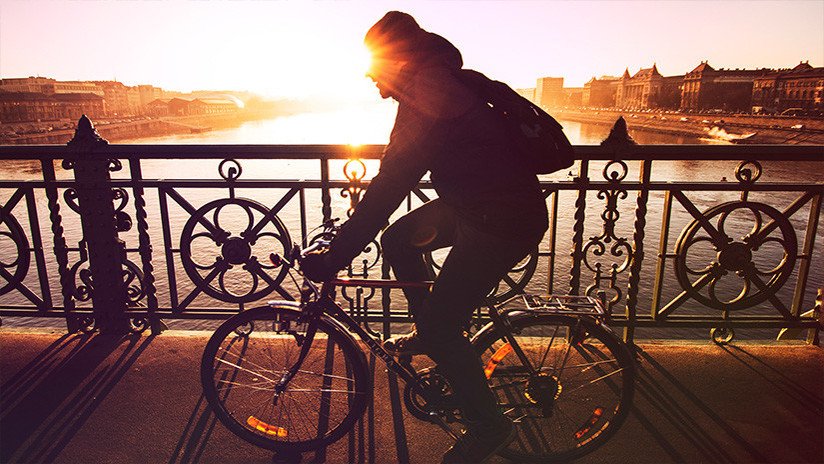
left=268, top=219, right=339, bottom=270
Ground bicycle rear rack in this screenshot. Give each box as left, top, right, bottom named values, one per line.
left=522, top=294, right=607, bottom=317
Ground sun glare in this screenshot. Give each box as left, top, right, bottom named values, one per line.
left=324, top=44, right=377, bottom=100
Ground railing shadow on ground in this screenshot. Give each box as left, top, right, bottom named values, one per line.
left=632, top=347, right=769, bottom=463
left=168, top=391, right=222, bottom=464
left=630, top=346, right=824, bottom=464
left=720, top=344, right=824, bottom=414
left=0, top=332, right=154, bottom=463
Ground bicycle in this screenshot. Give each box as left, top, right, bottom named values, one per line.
left=200, top=223, right=636, bottom=462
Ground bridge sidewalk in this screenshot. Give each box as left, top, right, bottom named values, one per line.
left=1, top=329, right=822, bottom=464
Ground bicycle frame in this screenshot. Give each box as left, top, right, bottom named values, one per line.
left=288, top=277, right=438, bottom=411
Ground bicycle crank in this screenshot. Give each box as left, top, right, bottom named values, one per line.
left=403, top=367, right=461, bottom=424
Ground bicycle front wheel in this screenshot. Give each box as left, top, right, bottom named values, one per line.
left=472, top=313, right=635, bottom=462
left=201, top=304, right=370, bottom=452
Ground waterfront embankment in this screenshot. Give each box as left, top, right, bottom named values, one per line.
left=0, top=110, right=284, bottom=145
left=553, top=109, right=824, bottom=144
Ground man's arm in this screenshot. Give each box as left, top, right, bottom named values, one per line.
left=327, top=103, right=440, bottom=270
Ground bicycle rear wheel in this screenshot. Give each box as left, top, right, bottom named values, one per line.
left=201, top=304, right=370, bottom=452
left=472, top=313, right=634, bottom=462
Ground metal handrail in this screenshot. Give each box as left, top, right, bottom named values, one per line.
left=0, top=118, right=821, bottom=343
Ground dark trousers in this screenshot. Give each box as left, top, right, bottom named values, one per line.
left=381, top=199, right=541, bottom=424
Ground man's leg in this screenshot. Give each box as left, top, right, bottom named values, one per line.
left=416, top=220, right=538, bottom=424
left=380, top=199, right=456, bottom=313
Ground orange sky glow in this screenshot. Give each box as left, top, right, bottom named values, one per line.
left=1, top=0, right=822, bottom=101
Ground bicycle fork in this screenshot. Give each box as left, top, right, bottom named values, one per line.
left=272, top=319, right=319, bottom=404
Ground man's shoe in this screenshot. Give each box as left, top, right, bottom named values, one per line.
left=382, top=330, right=425, bottom=356
left=441, top=415, right=515, bottom=464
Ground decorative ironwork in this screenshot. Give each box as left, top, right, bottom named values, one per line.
left=568, top=161, right=588, bottom=295
left=624, top=160, right=651, bottom=342
left=0, top=208, right=31, bottom=296
left=582, top=160, right=633, bottom=310
left=671, top=200, right=797, bottom=314
left=63, top=188, right=80, bottom=213
left=77, top=315, right=97, bottom=333
left=735, top=160, right=762, bottom=184
left=129, top=157, right=161, bottom=334
left=342, top=158, right=366, bottom=217
left=123, top=259, right=146, bottom=306
left=218, top=158, right=242, bottom=181
left=41, top=157, right=78, bottom=331
left=340, top=238, right=383, bottom=336
left=180, top=198, right=293, bottom=304
left=1, top=123, right=821, bottom=344
left=710, top=326, right=734, bottom=344
left=487, top=250, right=539, bottom=303
left=65, top=115, right=130, bottom=333
left=69, top=257, right=93, bottom=302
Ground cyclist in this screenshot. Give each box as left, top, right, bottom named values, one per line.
left=300, top=11, right=548, bottom=464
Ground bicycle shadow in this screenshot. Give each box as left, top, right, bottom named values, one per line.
left=0, top=331, right=154, bottom=463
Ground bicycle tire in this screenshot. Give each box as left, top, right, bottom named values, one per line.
left=201, top=303, right=371, bottom=452
left=472, top=312, right=635, bottom=462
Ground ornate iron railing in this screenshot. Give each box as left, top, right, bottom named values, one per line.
left=1, top=116, right=822, bottom=344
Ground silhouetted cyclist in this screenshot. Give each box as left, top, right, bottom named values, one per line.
left=301, top=11, right=548, bottom=464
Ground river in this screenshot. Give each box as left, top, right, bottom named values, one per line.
left=1, top=111, right=821, bottom=341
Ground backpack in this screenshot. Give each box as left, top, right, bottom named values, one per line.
left=455, top=69, right=575, bottom=174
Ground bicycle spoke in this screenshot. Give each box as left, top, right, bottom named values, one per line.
left=476, top=314, right=633, bottom=462
left=558, top=367, right=626, bottom=396
left=215, top=358, right=277, bottom=382
left=537, top=324, right=561, bottom=370
left=286, top=388, right=365, bottom=394
left=203, top=307, right=368, bottom=451
left=215, top=379, right=276, bottom=392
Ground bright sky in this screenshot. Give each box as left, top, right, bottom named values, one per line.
left=1, top=0, right=822, bottom=100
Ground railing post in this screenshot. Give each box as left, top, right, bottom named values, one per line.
left=41, top=159, right=78, bottom=332
left=568, top=160, right=588, bottom=296
left=65, top=116, right=129, bottom=334
left=625, top=159, right=651, bottom=345
left=320, top=156, right=332, bottom=223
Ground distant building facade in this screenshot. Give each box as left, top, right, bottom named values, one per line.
left=137, top=85, right=164, bottom=109
left=0, top=77, right=58, bottom=94
left=54, top=81, right=104, bottom=97
left=582, top=76, right=620, bottom=107
left=535, top=77, right=564, bottom=108
left=0, top=76, right=251, bottom=123
left=680, top=61, right=769, bottom=112
left=146, top=99, right=171, bottom=117
left=615, top=64, right=681, bottom=110
left=0, top=91, right=104, bottom=123
left=93, top=81, right=136, bottom=116
left=515, top=87, right=536, bottom=102
left=562, top=87, right=583, bottom=107
left=752, top=62, right=824, bottom=114
left=152, top=98, right=239, bottom=117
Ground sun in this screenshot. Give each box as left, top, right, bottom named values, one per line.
left=323, top=43, right=377, bottom=101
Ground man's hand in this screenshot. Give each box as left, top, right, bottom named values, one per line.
left=300, top=251, right=338, bottom=282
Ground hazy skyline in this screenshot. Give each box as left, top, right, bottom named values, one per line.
left=1, top=0, right=822, bottom=100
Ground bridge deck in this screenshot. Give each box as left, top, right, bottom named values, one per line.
left=0, top=330, right=822, bottom=463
